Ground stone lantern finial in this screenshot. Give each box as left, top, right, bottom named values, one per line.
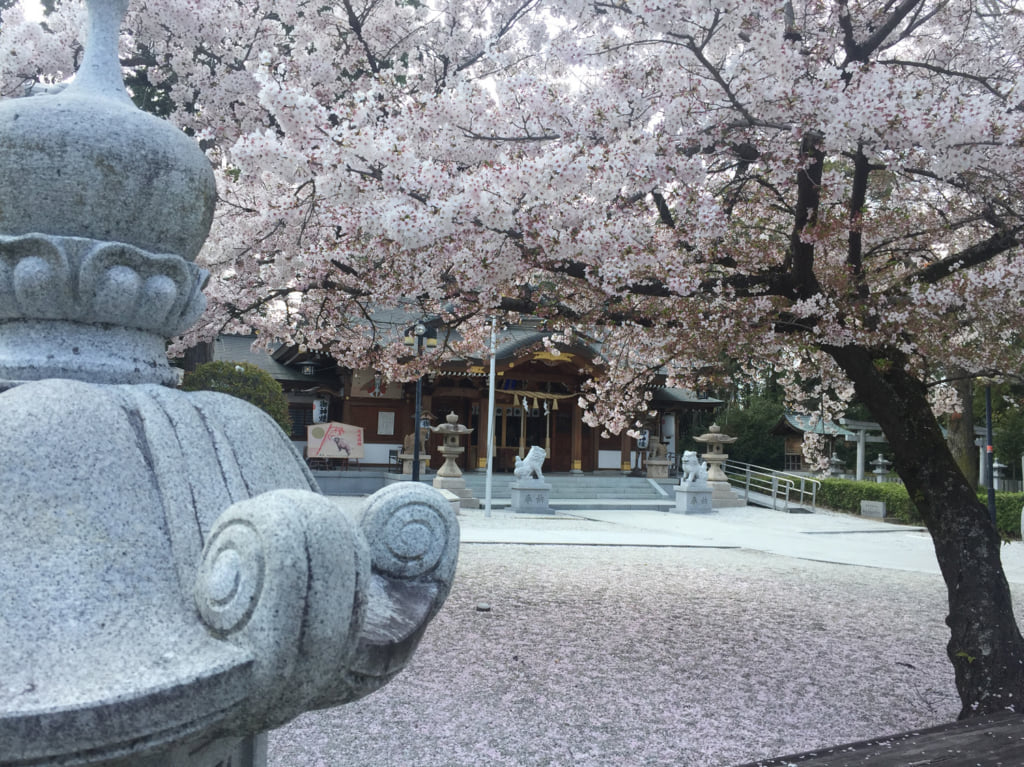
left=0, top=0, right=216, bottom=387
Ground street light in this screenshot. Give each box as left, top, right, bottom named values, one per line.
left=986, top=384, right=997, bottom=525
left=484, top=317, right=496, bottom=517
left=403, top=322, right=436, bottom=482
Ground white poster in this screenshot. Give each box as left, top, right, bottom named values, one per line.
left=351, top=369, right=403, bottom=399
left=307, top=422, right=365, bottom=458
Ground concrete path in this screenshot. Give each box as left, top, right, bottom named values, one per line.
left=300, top=495, right=1024, bottom=767
left=330, top=492, right=1024, bottom=582
left=456, top=503, right=1024, bottom=584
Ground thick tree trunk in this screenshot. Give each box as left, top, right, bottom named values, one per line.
left=826, top=344, right=1024, bottom=718
left=947, top=370, right=979, bottom=489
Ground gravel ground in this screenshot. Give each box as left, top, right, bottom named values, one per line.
left=267, top=533, right=1004, bottom=767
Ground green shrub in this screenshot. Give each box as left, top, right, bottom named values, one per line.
left=818, top=479, right=920, bottom=524
left=818, top=478, right=1023, bottom=540
left=181, top=361, right=292, bottom=433
left=991, top=492, right=1024, bottom=541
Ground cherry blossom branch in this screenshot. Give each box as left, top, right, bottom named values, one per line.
left=452, top=0, right=540, bottom=74
left=340, top=0, right=382, bottom=74
left=878, top=58, right=1010, bottom=99
left=839, top=0, right=935, bottom=65
left=910, top=226, right=1024, bottom=285
left=926, top=369, right=1023, bottom=387
left=783, top=132, right=824, bottom=300
left=456, top=127, right=560, bottom=142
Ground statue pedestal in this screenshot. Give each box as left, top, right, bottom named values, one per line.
left=398, top=453, right=429, bottom=476
left=510, top=480, right=553, bottom=514
left=646, top=458, right=671, bottom=479
left=674, top=484, right=713, bottom=514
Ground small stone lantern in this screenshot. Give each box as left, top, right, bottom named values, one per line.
left=693, top=423, right=743, bottom=507
left=432, top=411, right=473, bottom=478
left=693, top=423, right=737, bottom=482
left=871, top=453, right=892, bottom=483
left=430, top=412, right=479, bottom=508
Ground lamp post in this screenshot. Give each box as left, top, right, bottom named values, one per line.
left=404, top=322, right=436, bottom=482
left=986, top=384, right=997, bottom=525
left=485, top=317, right=496, bottom=517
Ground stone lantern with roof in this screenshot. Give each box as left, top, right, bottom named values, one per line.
left=694, top=423, right=744, bottom=508
left=431, top=411, right=479, bottom=509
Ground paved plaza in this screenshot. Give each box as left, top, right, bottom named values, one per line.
left=268, top=501, right=1024, bottom=766
left=458, top=503, right=1024, bottom=581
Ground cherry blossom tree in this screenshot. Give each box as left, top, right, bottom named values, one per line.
left=4, top=0, right=1024, bottom=719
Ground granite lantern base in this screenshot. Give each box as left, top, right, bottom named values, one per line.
left=709, top=479, right=744, bottom=508
left=433, top=476, right=479, bottom=509
left=510, top=480, right=553, bottom=514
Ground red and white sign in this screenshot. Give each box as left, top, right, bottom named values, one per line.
left=306, top=422, right=365, bottom=458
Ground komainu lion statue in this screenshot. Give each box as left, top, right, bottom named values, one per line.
left=514, top=445, right=546, bottom=481
left=680, top=450, right=708, bottom=485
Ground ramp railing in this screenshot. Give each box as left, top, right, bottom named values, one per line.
left=723, top=461, right=820, bottom=511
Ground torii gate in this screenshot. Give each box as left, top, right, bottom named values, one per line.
left=838, top=418, right=888, bottom=481
left=840, top=417, right=990, bottom=484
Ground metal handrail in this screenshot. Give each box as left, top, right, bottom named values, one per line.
left=723, top=460, right=820, bottom=511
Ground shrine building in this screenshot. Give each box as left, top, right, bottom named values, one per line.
left=188, top=326, right=718, bottom=474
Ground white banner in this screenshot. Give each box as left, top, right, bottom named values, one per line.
left=307, top=422, right=365, bottom=458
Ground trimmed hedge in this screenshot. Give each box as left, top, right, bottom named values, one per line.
left=818, top=479, right=919, bottom=524
left=992, top=492, right=1024, bottom=541
left=818, top=478, right=1023, bottom=540
left=182, top=360, right=292, bottom=434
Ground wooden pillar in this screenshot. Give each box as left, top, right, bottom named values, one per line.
left=619, top=432, right=632, bottom=473
left=571, top=400, right=584, bottom=474
left=519, top=408, right=527, bottom=459
left=341, top=373, right=353, bottom=423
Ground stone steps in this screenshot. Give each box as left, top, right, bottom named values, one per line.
left=458, top=472, right=673, bottom=501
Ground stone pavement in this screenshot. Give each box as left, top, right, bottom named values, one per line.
left=290, top=495, right=1024, bottom=767
left=456, top=503, right=1024, bottom=584
left=331, top=492, right=1024, bottom=581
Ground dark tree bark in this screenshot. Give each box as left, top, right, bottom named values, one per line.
left=826, top=344, right=1024, bottom=718
left=947, top=372, right=979, bottom=490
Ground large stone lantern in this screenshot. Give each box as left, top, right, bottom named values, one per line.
left=0, top=2, right=459, bottom=765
